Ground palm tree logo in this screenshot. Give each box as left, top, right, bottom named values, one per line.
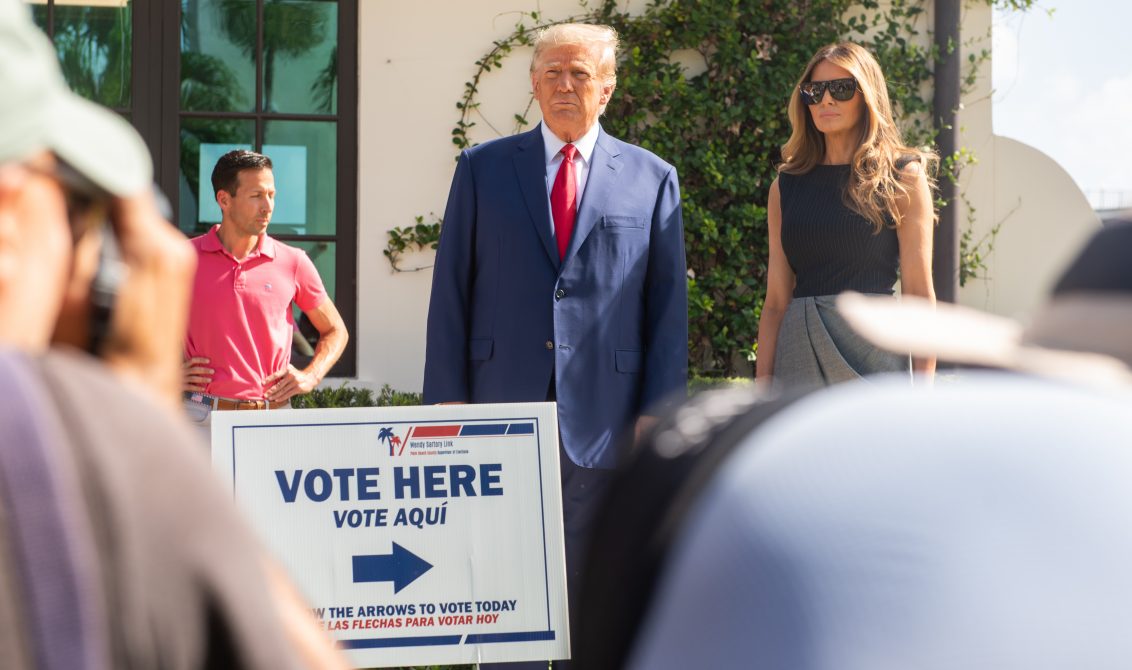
left=378, top=427, right=395, bottom=456
left=390, top=436, right=403, bottom=456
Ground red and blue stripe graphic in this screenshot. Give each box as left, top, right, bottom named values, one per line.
left=339, top=629, right=555, bottom=649
left=411, top=423, right=534, bottom=438
left=392, top=422, right=535, bottom=456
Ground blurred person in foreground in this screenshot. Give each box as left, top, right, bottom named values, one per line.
left=578, top=222, right=1132, bottom=669
left=0, top=2, right=346, bottom=668
left=757, top=41, right=937, bottom=390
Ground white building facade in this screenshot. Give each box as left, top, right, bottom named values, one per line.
left=33, top=0, right=1094, bottom=392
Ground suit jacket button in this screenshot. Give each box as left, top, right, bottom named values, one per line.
left=555, top=288, right=566, bottom=300
left=545, top=340, right=554, bottom=350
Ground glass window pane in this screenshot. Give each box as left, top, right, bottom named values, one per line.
left=53, top=1, right=132, bottom=108
left=288, top=241, right=336, bottom=368
left=29, top=3, right=48, bottom=32
left=181, top=0, right=255, bottom=112
left=179, top=117, right=256, bottom=236
left=262, top=120, right=336, bottom=236
left=290, top=240, right=336, bottom=301
left=262, top=0, right=338, bottom=114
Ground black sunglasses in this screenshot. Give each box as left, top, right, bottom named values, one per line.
left=799, top=77, right=857, bottom=105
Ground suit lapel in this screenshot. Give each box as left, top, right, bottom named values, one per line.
left=513, top=127, right=560, bottom=270
left=564, top=127, right=623, bottom=267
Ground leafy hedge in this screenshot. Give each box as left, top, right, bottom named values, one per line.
left=295, top=377, right=746, bottom=410
left=290, top=383, right=423, bottom=409
left=598, top=0, right=857, bottom=377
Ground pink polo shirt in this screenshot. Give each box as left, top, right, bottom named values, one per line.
left=185, top=225, right=328, bottom=400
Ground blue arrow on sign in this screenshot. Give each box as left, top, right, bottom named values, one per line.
left=352, top=542, right=433, bottom=593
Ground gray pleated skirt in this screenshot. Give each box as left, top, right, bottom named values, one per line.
left=773, top=294, right=911, bottom=393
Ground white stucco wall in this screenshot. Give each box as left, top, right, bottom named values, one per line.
left=955, top=2, right=1099, bottom=319
left=966, top=136, right=1099, bottom=315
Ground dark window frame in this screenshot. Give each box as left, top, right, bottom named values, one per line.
left=148, top=0, right=358, bottom=377
left=34, top=0, right=358, bottom=378
left=35, top=0, right=134, bottom=117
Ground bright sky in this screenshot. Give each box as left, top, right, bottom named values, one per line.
left=993, top=1, right=1132, bottom=210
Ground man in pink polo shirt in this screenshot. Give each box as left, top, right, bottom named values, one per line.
left=183, top=150, right=347, bottom=424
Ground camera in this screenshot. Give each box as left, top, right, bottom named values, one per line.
left=86, top=223, right=123, bottom=355
left=85, top=184, right=173, bottom=356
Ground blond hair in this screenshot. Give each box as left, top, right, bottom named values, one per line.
left=779, top=41, right=937, bottom=233
left=530, top=23, right=619, bottom=86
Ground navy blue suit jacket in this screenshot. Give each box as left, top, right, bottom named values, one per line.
left=423, top=124, right=688, bottom=469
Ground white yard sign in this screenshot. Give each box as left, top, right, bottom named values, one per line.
left=211, top=402, right=569, bottom=668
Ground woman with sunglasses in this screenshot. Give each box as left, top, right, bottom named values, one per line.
left=756, top=41, right=937, bottom=390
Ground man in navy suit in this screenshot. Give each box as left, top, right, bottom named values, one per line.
left=423, top=22, right=687, bottom=669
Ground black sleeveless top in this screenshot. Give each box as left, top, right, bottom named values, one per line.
left=779, top=164, right=899, bottom=298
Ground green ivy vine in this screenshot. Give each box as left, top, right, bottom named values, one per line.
left=387, top=0, right=1036, bottom=377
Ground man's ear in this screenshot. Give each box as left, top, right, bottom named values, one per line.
left=600, top=81, right=615, bottom=107
left=216, top=189, right=230, bottom=213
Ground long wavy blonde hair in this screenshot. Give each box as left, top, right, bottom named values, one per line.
left=779, top=41, right=937, bottom=233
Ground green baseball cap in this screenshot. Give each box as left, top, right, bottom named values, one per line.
left=0, top=0, right=151, bottom=196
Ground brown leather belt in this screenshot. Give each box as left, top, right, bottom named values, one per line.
left=213, top=397, right=290, bottom=411
left=183, top=392, right=291, bottom=411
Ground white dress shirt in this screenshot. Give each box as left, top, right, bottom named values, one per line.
left=541, top=121, right=601, bottom=239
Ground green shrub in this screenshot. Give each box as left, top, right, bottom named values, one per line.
left=689, top=375, right=754, bottom=394
left=377, top=384, right=425, bottom=407
left=291, top=383, right=422, bottom=409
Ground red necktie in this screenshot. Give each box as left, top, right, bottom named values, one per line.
left=551, top=144, right=578, bottom=260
